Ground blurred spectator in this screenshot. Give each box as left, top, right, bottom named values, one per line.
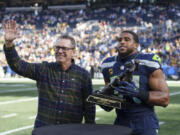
left=0, top=3, right=180, bottom=79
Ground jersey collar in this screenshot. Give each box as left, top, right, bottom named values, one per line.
left=117, top=52, right=139, bottom=62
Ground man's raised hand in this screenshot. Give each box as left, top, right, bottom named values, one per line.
left=3, top=19, right=20, bottom=47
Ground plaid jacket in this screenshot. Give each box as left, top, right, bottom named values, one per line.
left=4, top=46, right=95, bottom=128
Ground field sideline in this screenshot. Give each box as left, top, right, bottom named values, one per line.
left=0, top=78, right=180, bottom=135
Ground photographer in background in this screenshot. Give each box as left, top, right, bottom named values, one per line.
left=3, top=20, right=95, bottom=130
left=101, top=30, right=170, bottom=135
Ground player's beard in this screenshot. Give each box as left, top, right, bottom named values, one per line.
left=115, top=47, right=134, bottom=58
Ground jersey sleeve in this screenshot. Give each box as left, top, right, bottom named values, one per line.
left=101, top=59, right=110, bottom=81
left=139, top=53, right=162, bottom=76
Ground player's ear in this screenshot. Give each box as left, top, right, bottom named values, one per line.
left=134, top=43, right=139, bottom=50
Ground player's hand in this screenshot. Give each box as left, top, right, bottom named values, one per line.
left=115, top=81, right=139, bottom=97
left=3, top=19, right=20, bottom=47
left=115, top=81, right=149, bottom=102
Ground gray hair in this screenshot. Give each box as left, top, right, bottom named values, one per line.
left=56, top=35, right=76, bottom=48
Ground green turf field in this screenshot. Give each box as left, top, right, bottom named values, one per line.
left=0, top=78, right=180, bottom=135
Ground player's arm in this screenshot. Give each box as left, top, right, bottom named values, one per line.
left=104, top=78, right=110, bottom=86
left=147, top=69, right=170, bottom=107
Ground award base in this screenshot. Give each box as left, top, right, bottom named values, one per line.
left=87, top=93, right=129, bottom=109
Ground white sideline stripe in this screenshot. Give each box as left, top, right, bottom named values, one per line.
left=170, top=91, right=180, bottom=96
left=159, top=121, right=165, bottom=125
left=1, top=113, right=17, bottom=118
left=28, top=116, right=36, bottom=120
left=0, top=84, right=27, bottom=87
left=95, top=117, right=100, bottom=121
left=96, top=108, right=103, bottom=112
left=0, top=88, right=37, bottom=94
left=0, top=125, right=33, bottom=135
left=0, top=97, right=37, bottom=105
left=167, top=81, right=180, bottom=84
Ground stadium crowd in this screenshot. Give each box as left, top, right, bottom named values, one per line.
left=0, top=3, right=180, bottom=79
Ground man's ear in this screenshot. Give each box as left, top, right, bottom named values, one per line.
left=134, top=43, right=139, bottom=50
left=72, top=49, right=76, bottom=57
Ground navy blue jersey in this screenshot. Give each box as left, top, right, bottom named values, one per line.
left=101, top=52, right=162, bottom=130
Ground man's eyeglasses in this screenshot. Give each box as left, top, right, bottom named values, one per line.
left=53, top=46, right=75, bottom=51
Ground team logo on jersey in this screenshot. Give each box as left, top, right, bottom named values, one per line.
left=109, top=68, right=113, bottom=75
left=152, top=54, right=161, bottom=63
